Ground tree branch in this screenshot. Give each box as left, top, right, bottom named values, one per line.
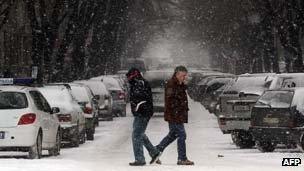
left=0, top=0, right=14, bottom=30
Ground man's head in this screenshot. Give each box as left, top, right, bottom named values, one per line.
left=174, top=66, right=188, bottom=84
left=126, top=67, right=142, bottom=81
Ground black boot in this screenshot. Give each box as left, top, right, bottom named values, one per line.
left=150, top=152, right=162, bottom=164
left=129, top=161, right=146, bottom=166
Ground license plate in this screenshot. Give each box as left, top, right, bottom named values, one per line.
left=233, top=105, right=250, bottom=111
left=0, top=132, right=5, bottom=139
left=153, top=94, right=164, bottom=102
left=263, top=118, right=279, bottom=124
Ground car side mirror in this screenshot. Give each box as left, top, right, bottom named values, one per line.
left=51, top=107, right=60, bottom=114
left=94, top=95, right=100, bottom=100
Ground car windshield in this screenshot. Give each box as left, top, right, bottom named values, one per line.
left=0, top=92, right=28, bottom=109
left=256, top=91, right=293, bottom=108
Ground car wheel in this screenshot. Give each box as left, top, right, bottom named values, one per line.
left=113, top=112, right=120, bottom=117
left=80, top=129, right=86, bottom=144
left=298, top=134, right=304, bottom=152
left=86, top=128, right=94, bottom=141
left=231, top=132, right=238, bottom=144
left=29, top=132, right=42, bottom=159
left=49, top=130, right=61, bottom=156
left=257, top=141, right=276, bottom=152
left=70, top=125, right=80, bottom=147
left=95, top=119, right=99, bottom=127
left=233, top=131, right=255, bottom=149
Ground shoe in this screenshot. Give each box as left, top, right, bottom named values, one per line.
left=156, top=159, right=162, bottom=165
left=150, top=152, right=162, bottom=164
left=177, top=159, right=194, bottom=165
left=129, top=161, right=146, bottom=166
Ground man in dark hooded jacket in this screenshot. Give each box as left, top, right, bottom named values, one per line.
left=126, top=68, right=161, bottom=166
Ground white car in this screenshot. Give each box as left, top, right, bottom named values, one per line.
left=38, top=85, right=86, bottom=147
left=68, top=83, right=98, bottom=140
left=0, top=85, right=61, bottom=159
left=73, top=80, right=113, bottom=121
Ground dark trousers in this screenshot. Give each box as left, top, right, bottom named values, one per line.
left=156, top=123, right=187, bottom=161
left=132, top=116, right=159, bottom=162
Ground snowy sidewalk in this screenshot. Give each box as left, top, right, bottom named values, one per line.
left=0, top=99, right=303, bottom=171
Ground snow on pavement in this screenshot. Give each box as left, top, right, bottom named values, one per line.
left=0, top=99, right=303, bottom=171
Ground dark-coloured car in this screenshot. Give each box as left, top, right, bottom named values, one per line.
left=188, top=71, right=234, bottom=101
left=217, top=73, right=275, bottom=148
left=250, top=88, right=304, bottom=152
left=200, top=77, right=235, bottom=113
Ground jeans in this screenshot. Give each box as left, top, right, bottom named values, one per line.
left=156, top=123, right=187, bottom=161
left=132, top=116, right=159, bottom=162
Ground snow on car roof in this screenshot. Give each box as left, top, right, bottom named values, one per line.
left=90, top=76, right=122, bottom=90
left=276, top=73, right=304, bottom=77
left=224, top=75, right=274, bottom=94
left=69, top=84, right=91, bottom=102
left=0, top=85, right=35, bottom=92
left=38, top=86, right=74, bottom=111
left=239, top=73, right=276, bottom=77
left=73, top=80, right=110, bottom=95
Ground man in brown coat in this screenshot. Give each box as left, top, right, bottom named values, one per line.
left=155, top=66, right=194, bottom=165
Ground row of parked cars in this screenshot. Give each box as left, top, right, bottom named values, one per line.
left=0, top=75, right=129, bottom=159
left=193, top=72, right=304, bottom=152
left=143, top=68, right=234, bottom=114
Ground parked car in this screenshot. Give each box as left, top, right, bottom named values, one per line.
left=69, top=83, right=98, bottom=140
left=200, top=77, right=235, bottom=113
left=74, top=80, right=113, bottom=121
left=250, top=88, right=304, bottom=152
left=196, top=76, right=235, bottom=103
left=38, top=85, right=86, bottom=147
left=269, top=73, right=304, bottom=89
left=90, top=76, right=127, bottom=117
left=101, top=75, right=129, bottom=103
left=0, top=84, right=61, bottom=159
left=217, top=73, right=275, bottom=148
left=188, top=71, right=234, bottom=101
left=116, top=71, right=130, bottom=102
left=144, top=70, right=173, bottom=113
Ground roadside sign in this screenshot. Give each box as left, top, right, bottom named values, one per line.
left=31, top=66, right=38, bottom=79
left=0, top=78, right=13, bottom=84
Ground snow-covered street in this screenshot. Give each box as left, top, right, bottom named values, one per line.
left=0, top=99, right=303, bottom=171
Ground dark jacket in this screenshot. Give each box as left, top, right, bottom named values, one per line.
left=129, top=77, right=154, bottom=117
left=164, top=76, right=189, bottom=123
